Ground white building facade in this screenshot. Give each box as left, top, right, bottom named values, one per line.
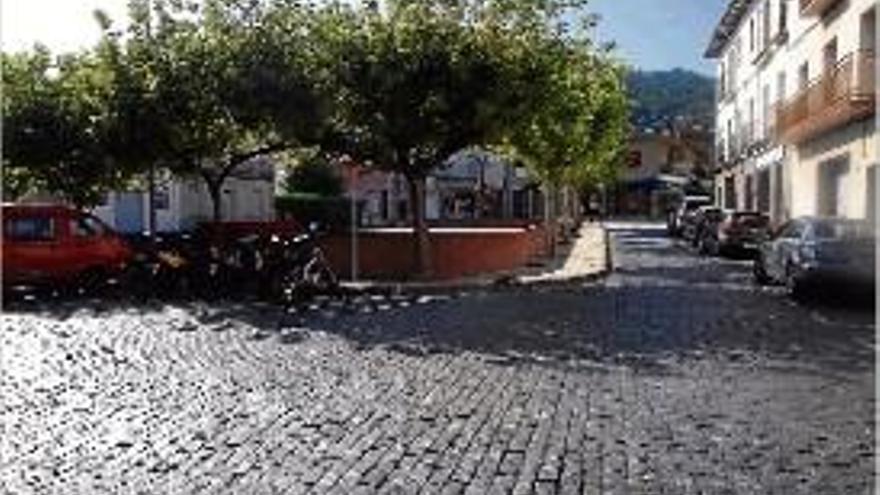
left=706, top=0, right=877, bottom=224
left=92, top=157, right=276, bottom=233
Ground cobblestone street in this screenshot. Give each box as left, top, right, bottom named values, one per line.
left=2, top=222, right=875, bottom=494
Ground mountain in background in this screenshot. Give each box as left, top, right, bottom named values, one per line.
left=626, top=68, right=716, bottom=130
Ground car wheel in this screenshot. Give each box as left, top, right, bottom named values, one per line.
left=785, top=265, right=805, bottom=300
left=706, top=237, right=721, bottom=256
left=697, top=236, right=709, bottom=255
left=753, top=256, right=770, bottom=285
left=73, top=268, right=108, bottom=297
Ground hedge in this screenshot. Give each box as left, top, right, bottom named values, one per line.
left=275, top=193, right=362, bottom=229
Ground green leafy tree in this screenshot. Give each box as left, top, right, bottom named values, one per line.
left=282, top=149, right=343, bottom=197
left=2, top=47, right=132, bottom=207
left=312, top=1, right=513, bottom=276
left=489, top=0, right=629, bottom=244
left=101, top=0, right=328, bottom=222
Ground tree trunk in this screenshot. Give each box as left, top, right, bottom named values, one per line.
left=543, top=181, right=557, bottom=257
left=206, top=179, right=223, bottom=223
left=407, top=175, right=433, bottom=279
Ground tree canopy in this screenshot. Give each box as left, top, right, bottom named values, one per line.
left=2, top=0, right=629, bottom=274
left=2, top=48, right=131, bottom=207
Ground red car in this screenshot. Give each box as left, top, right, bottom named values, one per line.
left=2, top=204, right=133, bottom=290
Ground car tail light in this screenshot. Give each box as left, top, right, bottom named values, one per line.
left=719, top=218, right=734, bottom=232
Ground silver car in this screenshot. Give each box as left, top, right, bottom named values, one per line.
left=753, top=217, right=875, bottom=298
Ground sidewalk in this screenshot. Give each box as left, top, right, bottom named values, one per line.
left=517, top=221, right=608, bottom=284
left=340, top=221, right=610, bottom=293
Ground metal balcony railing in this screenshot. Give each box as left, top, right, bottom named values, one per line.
left=776, top=50, right=876, bottom=144
left=800, top=0, right=842, bottom=16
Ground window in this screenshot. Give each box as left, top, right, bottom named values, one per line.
left=861, top=8, right=877, bottom=51
left=153, top=187, right=170, bottom=210
left=748, top=98, right=755, bottom=143
left=779, top=221, right=802, bottom=239
left=763, top=0, right=772, bottom=46
left=811, top=220, right=873, bottom=240
left=724, top=177, right=737, bottom=210
left=70, top=215, right=106, bottom=238
left=823, top=38, right=838, bottom=72
left=762, top=84, right=771, bottom=138
left=726, top=119, right=734, bottom=157
left=798, top=63, right=809, bottom=90
left=627, top=150, right=643, bottom=168
left=5, top=216, right=55, bottom=241
left=749, top=18, right=756, bottom=52
left=779, top=0, right=788, bottom=33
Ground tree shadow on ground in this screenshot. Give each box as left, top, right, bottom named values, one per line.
left=3, top=223, right=874, bottom=378
left=289, top=278, right=874, bottom=376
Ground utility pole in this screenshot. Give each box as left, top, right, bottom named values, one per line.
left=346, top=159, right=360, bottom=282
left=148, top=161, right=157, bottom=239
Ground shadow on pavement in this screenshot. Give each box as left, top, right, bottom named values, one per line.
left=3, top=222, right=874, bottom=378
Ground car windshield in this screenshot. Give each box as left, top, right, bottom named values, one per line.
left=812, top=220, right=875, bottom=240
left=684, top=199, right=711, bottom=210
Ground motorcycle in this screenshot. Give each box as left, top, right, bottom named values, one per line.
left=265, top=223, right=338, bottom=306
left=122, top=232, right=191, bottom=300
left=121, top=223, right=338, bottom=304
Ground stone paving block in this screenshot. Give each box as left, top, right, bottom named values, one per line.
left=0, top=222, right=873, bottom=494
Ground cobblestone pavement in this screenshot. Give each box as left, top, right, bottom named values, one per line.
left=2, top=222, right=875, bottom=494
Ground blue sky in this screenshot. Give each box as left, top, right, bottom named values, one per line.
left=2, top=0, right=729, bottom=76
left=590, top=0, right=729, bottom=75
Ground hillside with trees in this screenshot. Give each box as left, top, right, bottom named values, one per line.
left=627, top=68, right=716, bottom=129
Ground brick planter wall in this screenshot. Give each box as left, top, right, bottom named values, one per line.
left=321, top=225, right=549, bottom=281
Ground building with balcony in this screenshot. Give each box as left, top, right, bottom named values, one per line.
left=706, top=0, right=876, bottom=224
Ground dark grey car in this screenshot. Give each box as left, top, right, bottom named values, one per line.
left=700, top=211, right=770, bottom=257
left=753, top=217, right=876, bottom=298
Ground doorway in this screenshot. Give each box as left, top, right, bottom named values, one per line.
left=115, top=192, right=145, bottom=233
left=745, top=175, right=755, bottom=211
left=757, top=169, right=771, bottom=213
left=772, top=163, right=785, bottom=222
left=818, top=156, right=850, bottom=217
left=867, top=165, right=877, bottom=222
left=861, top=7, right=876, bottom=52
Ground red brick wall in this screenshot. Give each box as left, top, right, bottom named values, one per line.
left=321, top=225, right=549, bottom=281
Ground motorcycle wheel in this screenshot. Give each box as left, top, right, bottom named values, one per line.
left=304, top=258, right=338, bottom=292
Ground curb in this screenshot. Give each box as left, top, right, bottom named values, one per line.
left=604, top=222, right=614, bottom=273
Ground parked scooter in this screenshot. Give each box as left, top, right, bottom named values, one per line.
left=265, top=222, right=338, bottom=306
left=123, top=232, right=191, bottom=300
left=121, top=223, right=337, bottom=304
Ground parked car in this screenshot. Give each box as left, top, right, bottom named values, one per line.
left=699, top=211, right=770, bottom=256
left=753, top=217, right=875, bottom=298
left=684, top=206, right=724, bottom=246
left=667, top=195, right=712, bottom=237
left=3, top=204, right=133, bottom=292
